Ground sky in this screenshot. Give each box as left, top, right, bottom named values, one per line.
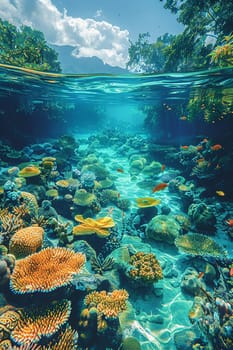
left=0, top=0, right=184, bottom=69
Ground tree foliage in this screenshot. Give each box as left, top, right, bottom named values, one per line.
left=0, top=18, right=61, bottom=73
left=127, top=0, right=233, bottom=73
left=127, top=33, right=175, bottom=73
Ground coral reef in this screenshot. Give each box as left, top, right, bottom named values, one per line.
left=10, top=247, right=85, bottom=294
left=85, top=289, right=129, bottom=319
left=175, top=233, right=227, bottom=257
left=127, top=252, right=163, bottom=286
left=73, top=215, right=115, bottom=238
left=146, top=214, right=182, bottom=244
left=9, top=226, right=44, bottom=259
left=188, top=202, right=216, bottom=232
left=11, top=299, right=71, bottom=345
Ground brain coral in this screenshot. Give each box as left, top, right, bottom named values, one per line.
left=10, top=247, right=85, bottom=294
left=175, top=233, right=227, bottom=257
left=85, top=289, right=128, bottom=319
left=9, top=226, right=44, bottom=259
left=146, top=215, right=182, bottom=244
left=11, top=299, right=71, bottom=345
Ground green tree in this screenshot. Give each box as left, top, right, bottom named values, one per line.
left=0, top=18, right=61, bottom=73
left=161, top=0, right=233, bottom=71
left=127, top=33, right=174, bottom=73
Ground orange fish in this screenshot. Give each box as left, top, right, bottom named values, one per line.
left=216, top=190, right=225, bottom=197
left=230, top=267, right=233, bottom=277
left=116, top=168, right=124, bottom=173
left=152, top=183, right=168, bottom=193
left=202, top=138, right=208, bottom=143
left=161, top=164, right=166, bottom=172
left=181, top=145, right=189, bottom=149
left=226, top=219, right=233, bottom=227
left=180, top=116, right=187, bottom=121
left=196, top=145, right=203, bottom=151
left=197, top=271, right=205, bottom=279
left=211, top=144, right=223, bottom=151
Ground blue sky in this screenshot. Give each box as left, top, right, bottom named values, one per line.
left=0, top=0, right=183, bottom=69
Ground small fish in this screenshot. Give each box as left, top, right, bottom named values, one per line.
left=202, top=138, right=208, bottom=143
left=197, top=271, right=205, bottom=279
left=152, top=183, right=168, bottom=193
left=116, top=168, right=124, bottom=173
left=216, top=190, right=225, bottom=197
left=117, top=192, right=120, bottom=198
left=211, top=144, right=223, bottom=151
left=107, top=207, right=114, bottom=215
left=181, top=145, right=189, bottom=149
left=196, top=145, right=203, bottom=151
left=180, top=115, right=188, bottom=121
left=161, top=164, right=166, bottom=172
left=229, top=267, right=233, bottom=276
left=226, top=219, right=233, bottom=227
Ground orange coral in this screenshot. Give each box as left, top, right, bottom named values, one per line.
left=11, top=300, right=71, bottom=345
left=10, top=247, right=85, bottom=294
left=40, top=326, right=78, bottom=350
left=73, top=215, right=114, bottom=238
left=9, top=226, right=44, bottom=259
left=128, top=252, right=163, bottom=283
left=18, top=166, right=41, bottom=178
left=85, top=289, right=128, bottom=319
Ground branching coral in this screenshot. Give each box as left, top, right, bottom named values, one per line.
left=11, top=300, right=71, bottom=345
left=73, top=215, right=115, bottom=238
left=9, top=226, right=44, bottom=259
left=175, top=233, right=227, bottom=257
left=0, top=208, right=25, bottom=244
left=85, top=289, right=128, bottom=319
left=128, top=252, right=163, bottom=284
left=10, top=247, right=85, bottom=294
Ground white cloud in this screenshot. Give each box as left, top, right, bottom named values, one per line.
left=0, top=0, right=129, bottom=68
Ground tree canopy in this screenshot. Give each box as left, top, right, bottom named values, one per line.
left=127, top=0, right=233, bottom=73
left=0, top=18, right=61, bottom=73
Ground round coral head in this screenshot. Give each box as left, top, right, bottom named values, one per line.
left=19, top=165, right=41, bottom=178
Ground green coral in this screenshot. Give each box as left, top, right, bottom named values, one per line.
left=142, top=161, right=162, bottom=177
left=121, top=336, right=141, bottom=350
left=175, top=233, right=227, bottom=257
left=146, top=215, right=182, bottom=244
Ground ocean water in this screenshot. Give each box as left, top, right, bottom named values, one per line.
left=0, top=63, right=233, bottom=350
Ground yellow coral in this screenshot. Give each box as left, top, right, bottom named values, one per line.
left=136, top=197, right=160, bottom=208
left=9, top=226, right=44, bottom=259
left=128, top=252, right=163, bottom=283
left=18, top=166, right=41, bottom=178
left=73, top=215, right=115, bottom=238
left=85, top=289, right=128, bottom=319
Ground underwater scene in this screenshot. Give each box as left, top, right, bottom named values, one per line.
left=0, top=63, right=233, bottom=350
